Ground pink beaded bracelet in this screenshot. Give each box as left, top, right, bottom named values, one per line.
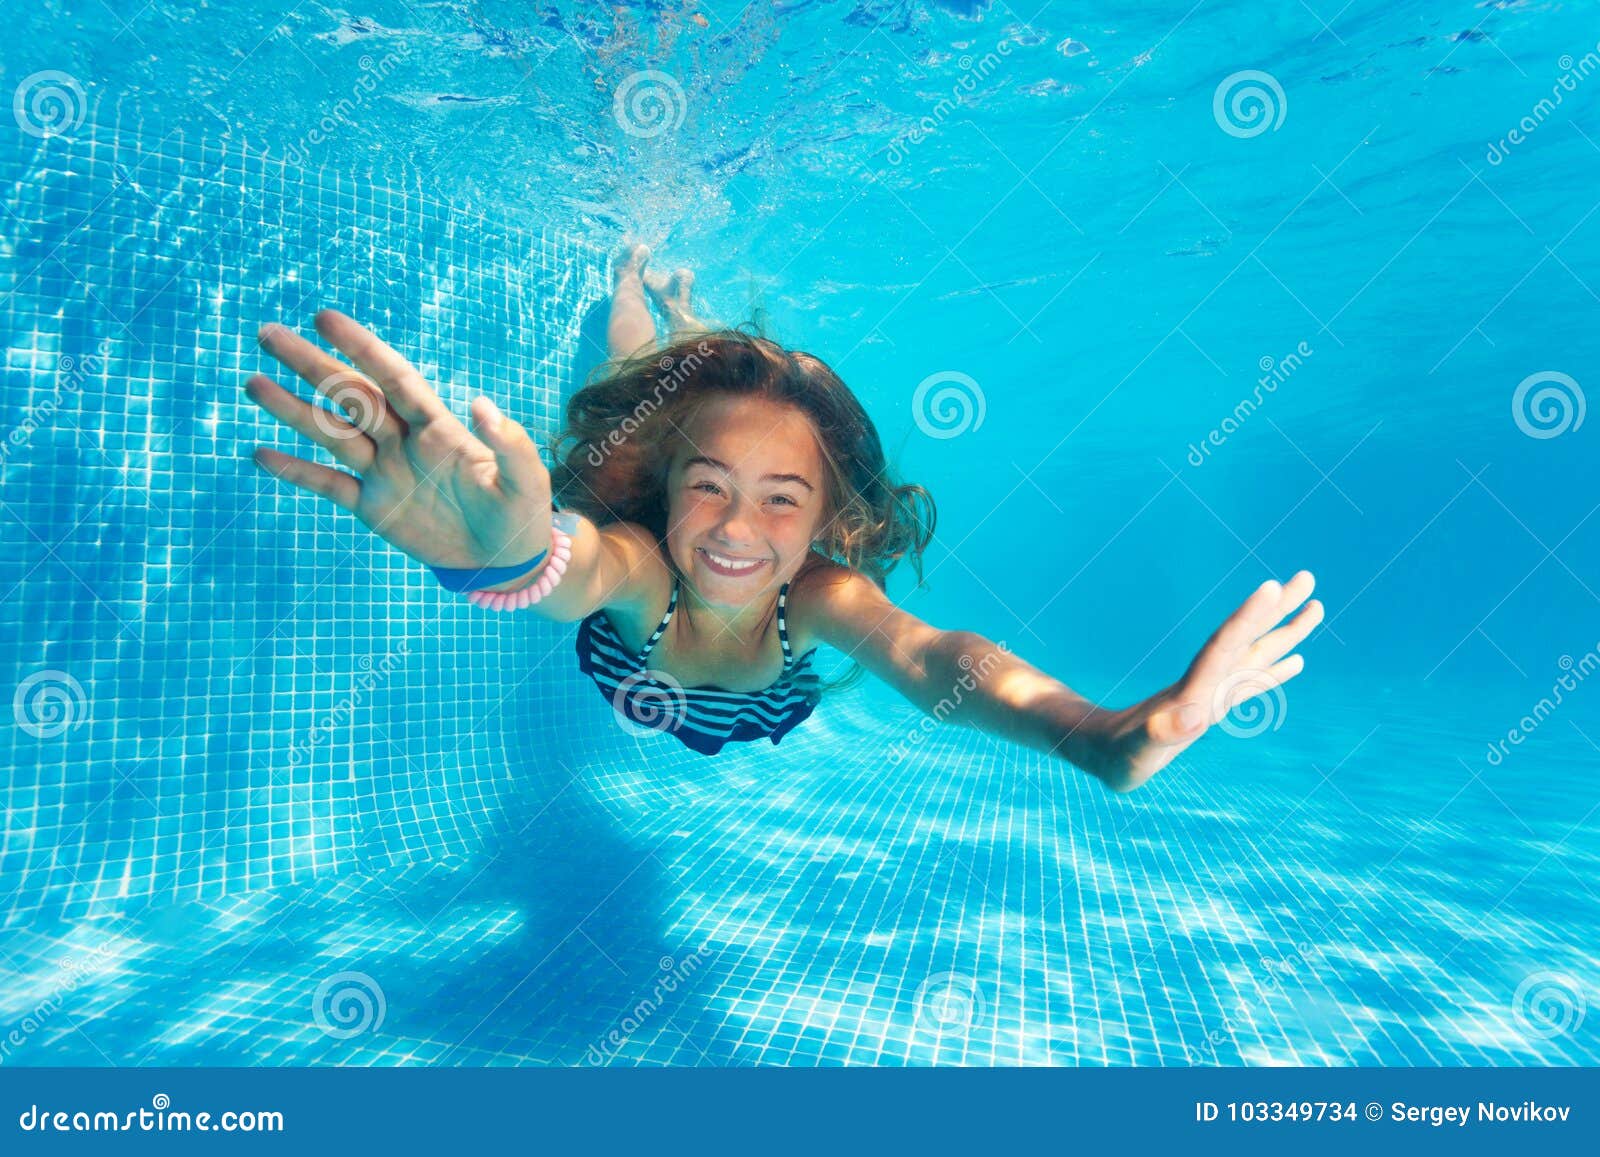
left=463, top=524, right=574, bottom=611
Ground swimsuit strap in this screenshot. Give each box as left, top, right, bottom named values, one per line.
left=777, top=580, right=795, bottom=671
left=640, top=576, right=797, bottom=671
left=635, top=575, right=679, bottom=665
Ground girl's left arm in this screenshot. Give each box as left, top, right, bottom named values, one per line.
left=803, top=566, right=1322, bottom=794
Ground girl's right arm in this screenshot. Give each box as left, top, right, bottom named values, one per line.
left=246, top=308, right=660, bottom=622
left=478, top=512, right=664, bottom=624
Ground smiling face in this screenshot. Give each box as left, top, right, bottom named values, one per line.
left=664, top=393, right=827, bottom=612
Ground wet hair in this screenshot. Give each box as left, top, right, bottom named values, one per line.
left=546, top=324, right=936, bottom=696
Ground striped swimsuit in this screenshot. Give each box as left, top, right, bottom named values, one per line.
left=575, top=576, right=823, bottom=756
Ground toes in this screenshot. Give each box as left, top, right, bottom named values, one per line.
left=642, top=263, right=697, bottom=312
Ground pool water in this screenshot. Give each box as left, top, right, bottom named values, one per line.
left=1, top=1, right=1597, bottom=1066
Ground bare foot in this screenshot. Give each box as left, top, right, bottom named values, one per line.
left=612, top=241, right=651, bottom=285
left=643, top=266, right=704, bottom=332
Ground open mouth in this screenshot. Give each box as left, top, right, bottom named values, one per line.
left=697, top=546, right=771, bottom=577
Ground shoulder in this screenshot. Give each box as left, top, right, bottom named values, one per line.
left=582, top=517, right=674, bottom=625
left=783, top=553, right=932, bottom=655
left=593, top=518, right=667, bottom=568
left=783, top=552, right=947, bottom=690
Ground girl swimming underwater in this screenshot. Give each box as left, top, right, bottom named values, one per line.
left=245, top=242, right=1323, bottom=790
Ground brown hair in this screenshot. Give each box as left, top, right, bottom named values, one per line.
left=546, top=324, right=936, bottom=695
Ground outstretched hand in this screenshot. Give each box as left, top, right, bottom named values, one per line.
left=1097, top=571, right=1324, bottom=792
left=245, top=309, right=553, bottom=570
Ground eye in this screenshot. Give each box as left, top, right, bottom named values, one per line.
left=691, top=480, right=723, bottom=495
left=769, top=494, right=798, bottom=507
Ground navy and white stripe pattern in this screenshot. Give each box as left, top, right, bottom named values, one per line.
left=576, top=576, right=822, bottom=755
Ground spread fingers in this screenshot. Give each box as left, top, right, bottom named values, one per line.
left=245, top=373, right=377, bottom=472
left=257, top=322, right=406, bottom=443
left=250, top=447, right=361, bottom=513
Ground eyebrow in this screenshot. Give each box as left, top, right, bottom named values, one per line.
left=683, top=455, right=815, bottom=493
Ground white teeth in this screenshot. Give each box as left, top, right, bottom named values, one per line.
left=703, top=549, right=763, bottom=572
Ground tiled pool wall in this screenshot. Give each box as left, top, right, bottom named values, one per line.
left=0, top=113, right=614, bottom=928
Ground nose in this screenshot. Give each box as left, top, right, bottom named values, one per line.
left=711, top=494, right=757, bottom=546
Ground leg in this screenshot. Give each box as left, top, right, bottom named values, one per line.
left=607, top=242, right=659, bottom=361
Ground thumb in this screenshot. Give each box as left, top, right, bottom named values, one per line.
left=1147, top=701, right=1208, bottom=746
left=471, top=396, right=545, bottom=495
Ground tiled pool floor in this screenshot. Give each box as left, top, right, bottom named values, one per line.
left=4, top=690, right=1596, bottom=1067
